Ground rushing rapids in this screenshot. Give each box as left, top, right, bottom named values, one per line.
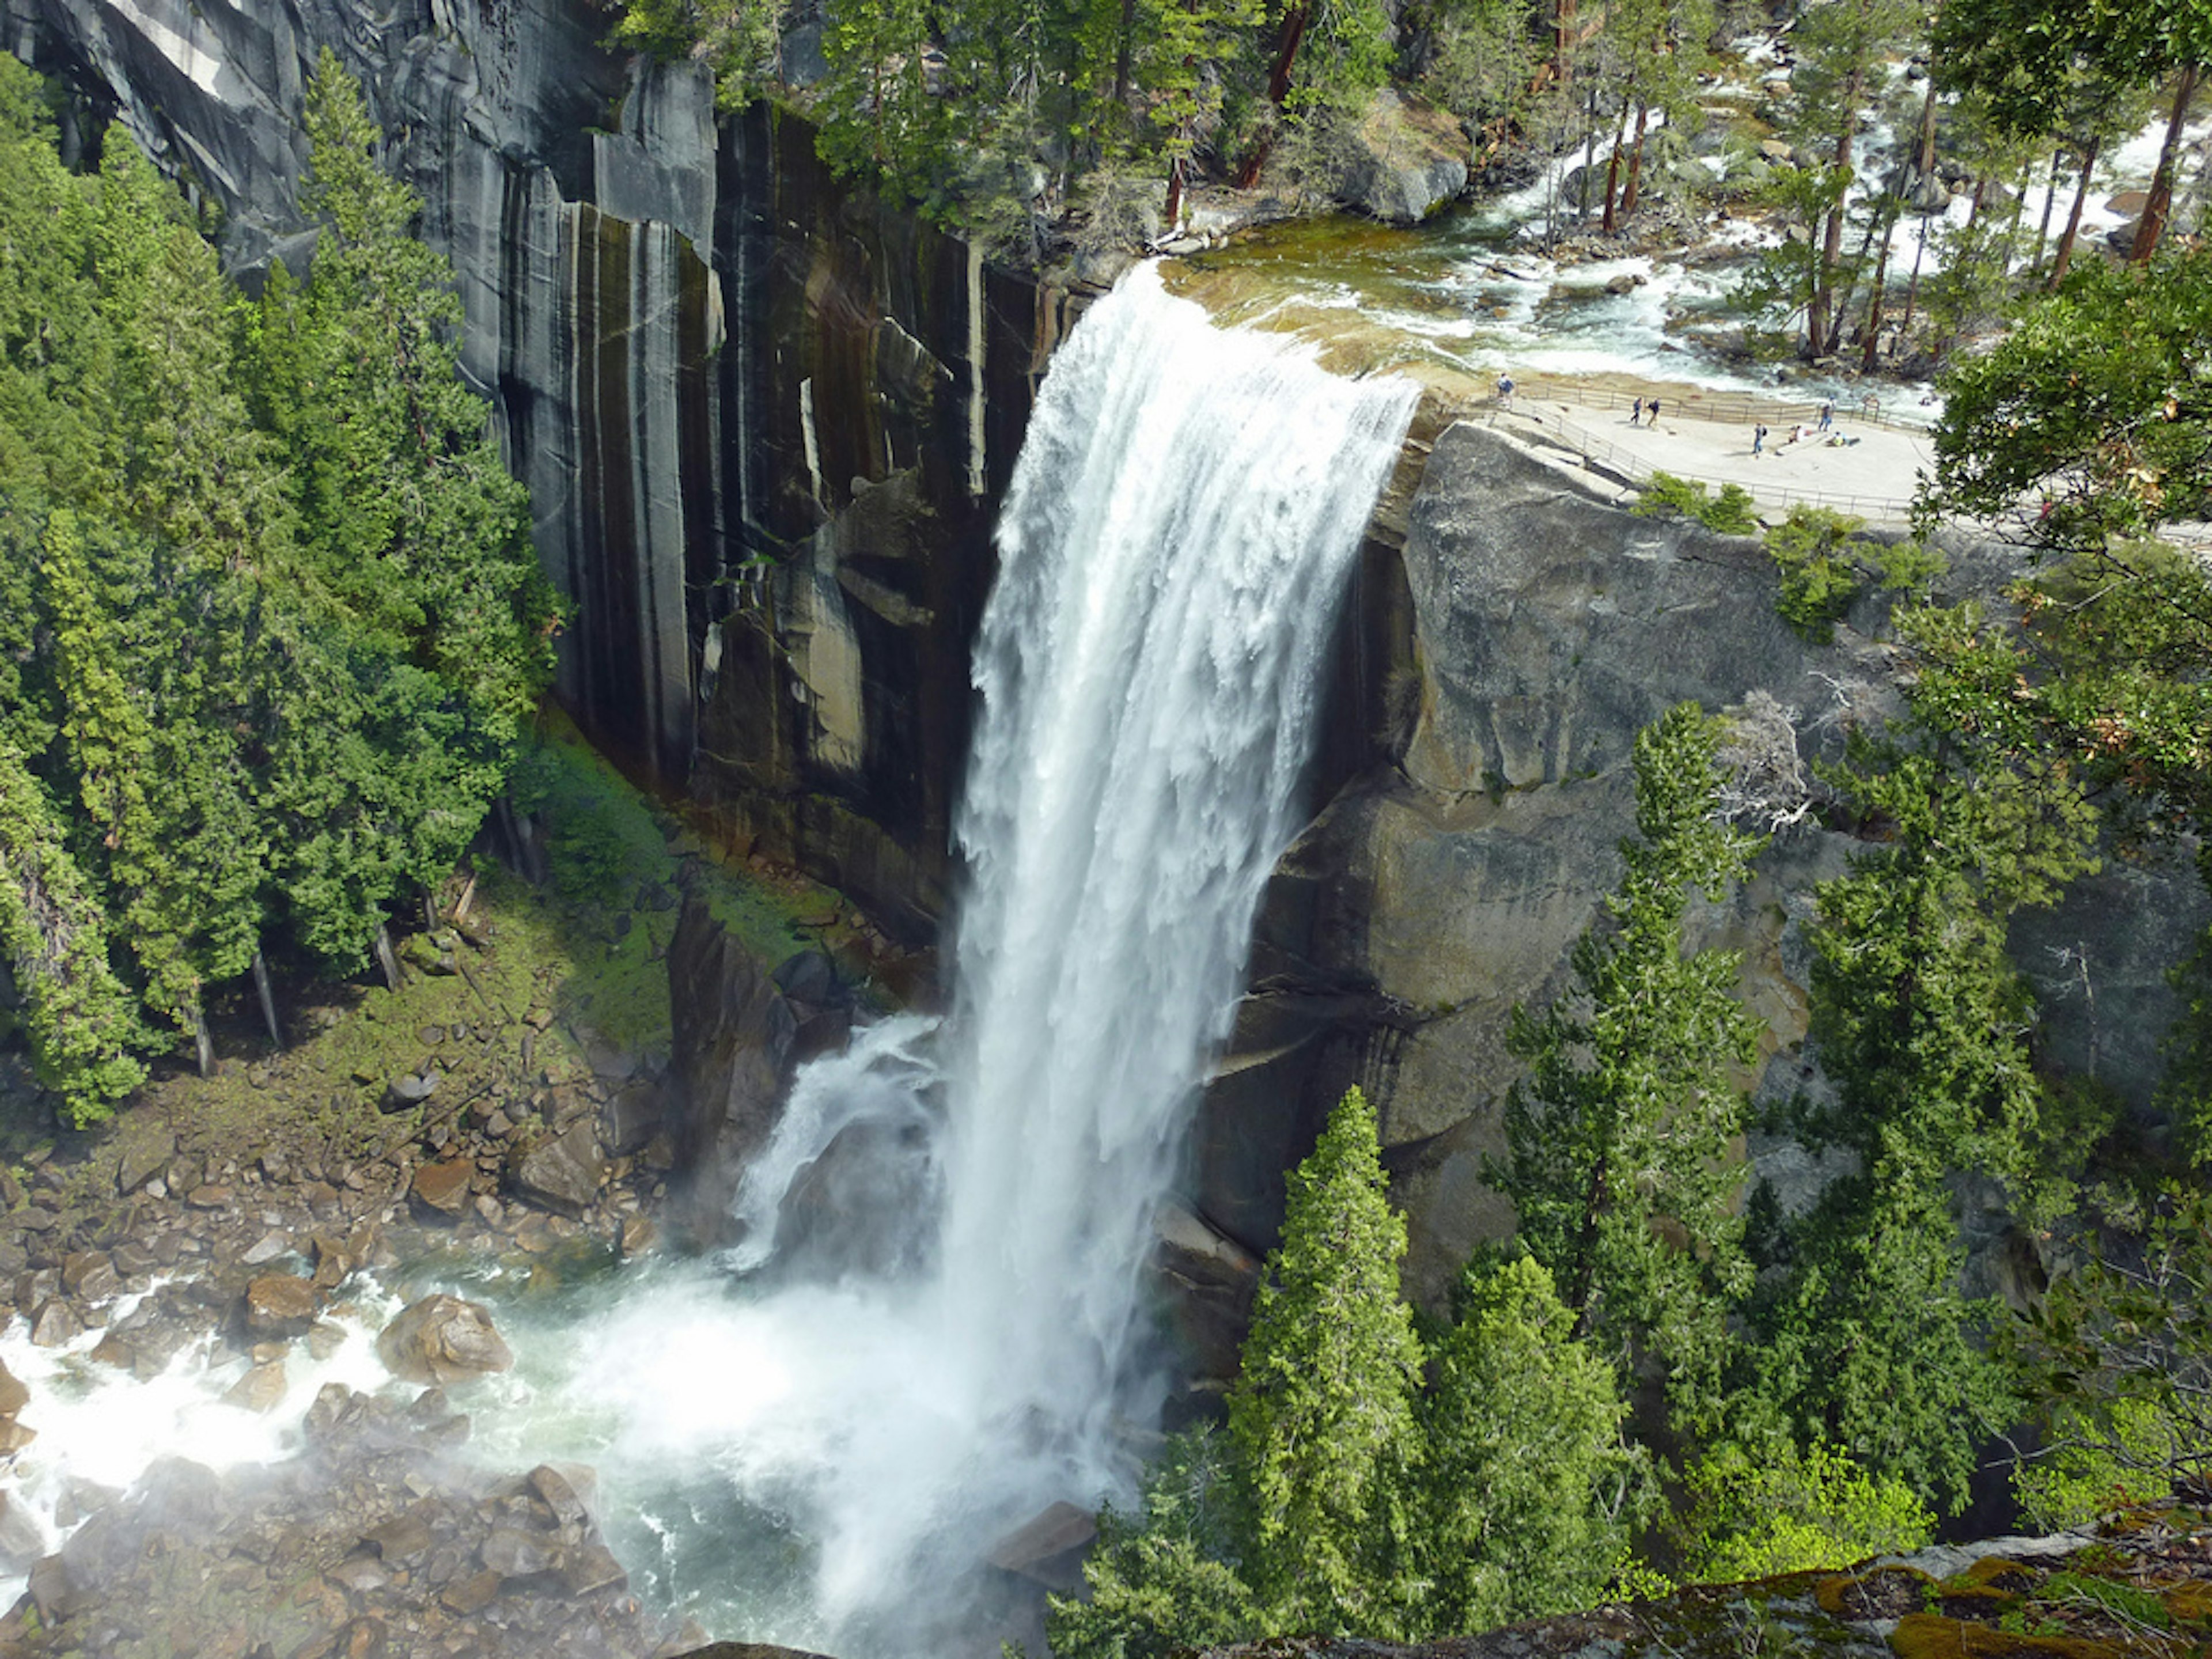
left=573, top=261, right=1419, bottom=1652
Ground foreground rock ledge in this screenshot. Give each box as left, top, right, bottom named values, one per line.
left=1192, top=1504, right=2209, bottom=1658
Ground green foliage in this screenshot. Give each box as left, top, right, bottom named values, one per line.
left=2010, top=1395, right=2173, bottom=1530
left=1414, top=0, right=1533, bottom=131
left=1922, top=247, right=2212, bottom=556
left=256, top=52, right=554, bottom=744
left=1631, top=472, right=1758, bottom=533
left=1762, top=509, right=1943, bottom=643
left=0, top=52, right=552, bottom=1104
left=1056, top=1092, right=1645, bottom=1653
left=1411, top=1254, right=1646, bottom=1631
left=1764, top=506, right=1866, bottom=641
left=611, top=0, right=787, bottom=101
left=0, top=739, right=147, bottom=1124
left=1046, top=1428, right=1263, bottom=1659
left=1283, top=0, right=1396, bottom=122
left=2005, top=1187, right=2212, bottom=1512
left=1726, top=162, right=1852, bottom=354
left=1229, top=1082, right=1422, bottom=1635
left=1752, top=660, right=2100, bottom=1512
left=1682, top=1438, right=1933, bottom=1581
left=1494, top=702, right=1764, bottom=1428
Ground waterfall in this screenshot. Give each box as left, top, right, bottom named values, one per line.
left=540, top=262, right=1417, bottom=1655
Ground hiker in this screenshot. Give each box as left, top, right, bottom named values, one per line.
left=1497, top=373, right=1516, bottom=410
left=1753, top=423, right=1767, bottom=457
left=1647, top=395, right=1661, bottom=422
left=1631, top=396, right=1644, bottom=426
left=1817, top=399, right=1834, bottom=432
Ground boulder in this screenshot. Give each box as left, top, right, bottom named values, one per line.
left=772, top=1110, right=942, bottom=1282
left=560, top=1541, right=627, bottom=1596
left=28, top=1300, right=82, bottom=1348
left=115, top=1124, right=174, bottom=1195
left=242, top=1274, right=320, bottom=1339
left=0, top=1490, right=44, bottom=1571
left=665, top=897, right=805, bottom=1235
left=601, top=1083, right=665, bottom=1156
left=1335, top=90, right=1469, bottom=224
left=986, top=1499, right=1097, bottom=1593
left=0, top=1355, right=31, bottom=1418
left=510, top=1123, right=607, bottom=1219
left=385, top=1072, right=438, bottom=1112
left=223, top=1361, right=287, bottom=1414
left=480, top=1526, right=559, bottom=1579
left=411, top=1157, right=475, bottom=1219
left=529, top=1465, right=596, bottom=1536
left=1149, top=1202, right=1263, bottom=1395
left=375, top=1296, right=514, bottom=1384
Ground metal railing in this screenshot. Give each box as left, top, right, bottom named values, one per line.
left=1497, top=407, right=1921, bottom=523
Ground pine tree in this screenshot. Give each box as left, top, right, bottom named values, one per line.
left=0, top=737, right=147, bottom=1124
left=250, top=51, right=551, bottom=744
left=1411, top=1254, right=1643, bottom=1634
left=1228, top=1084, right=1423, bottom=1637
left=1758, top=687, right=2100, bottom=1512
left=43, top=510, right=266, bottom=1060
left=1492, top=701, right=1764, bottom=1428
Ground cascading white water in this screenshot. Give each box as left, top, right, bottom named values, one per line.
left=676, top=260, right=1419, bottom=1648
left=264, top=259, right=1412, bottom=1657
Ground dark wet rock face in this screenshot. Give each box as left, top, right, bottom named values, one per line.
left=665, top=892, right=857, bottom=1244
left=16, top=0, right=1074, bottom=936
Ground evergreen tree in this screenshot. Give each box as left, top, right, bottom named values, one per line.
left=1493, top=701, right=1764, bottom=1428
left=0, top=737, right=147, bottom=1124
left=43, top=510, right=265, bottom=1058
left=1757, top=685, right=2099, bottom=1512
left=1046, top=1427, right=1263, bottom=1659
left=1410, top=1254, right=1643, bottom=1633
left=250, top=51, right=551, bottom=744
left=1227, top=1083, right=1422, bottom=1637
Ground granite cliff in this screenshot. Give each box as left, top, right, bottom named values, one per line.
left=8, top=0, right=2200, bottom=1333
left=7, top=0, right=1076, bottom=941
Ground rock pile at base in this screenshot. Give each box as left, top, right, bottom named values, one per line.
left=0, top=1384, right=690, bottom=1659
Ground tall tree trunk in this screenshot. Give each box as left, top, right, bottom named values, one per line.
left=1902, top=205, right=1933, bottom=335
left=1620, top=100, right=1651, bottom=221
left=1235, top=3, right=1310, bottom=186
left=1811, top=62, right=1866, bottom=357
left=2000, top=165, right=2029, bottom=269
left=1110, top=0, right=1138, bottom=112
left=1601, top=98, right=1630, bottom=232
left=1580, top=84, right=1600, bottom=222
left=2133, top=64, right=2202, bottom=264
left=2051, top=135, right=2101, bottom=287
left=1554, top=0, right=1577, bottom=84
left=1264, top=3, right=1309, bottom=106
left=252, top=945, right=281, bottom=1050
left=1861, top=206, right=1896, bottom=371
left=2032, top=147, right=2062, bottom=273
left=1830, top=200, right=1891, bottom=353
left=374, top=923, right=403, bottom=994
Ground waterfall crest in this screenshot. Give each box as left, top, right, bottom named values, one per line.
left=556, top=263, right=1416, bottom=1655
